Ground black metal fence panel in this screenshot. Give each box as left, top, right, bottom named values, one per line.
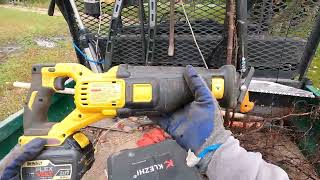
left=59, top=0, right=319, bottom=81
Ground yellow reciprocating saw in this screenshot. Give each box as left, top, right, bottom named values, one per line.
left=19, top=63, right=254, bottom=179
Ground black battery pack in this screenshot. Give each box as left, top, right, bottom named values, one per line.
left=107, top=140, right=203, bottom=180
left=20, top=133, right=95, bottom=180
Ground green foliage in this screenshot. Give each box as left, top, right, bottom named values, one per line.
left=307, top=48, right=320, bottom=88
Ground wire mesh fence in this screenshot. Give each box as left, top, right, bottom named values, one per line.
left=73, top=0, right=228, bottom=67
left=247, top=0, right=320, bottom=79
left=64, top=0, right=320, bottom=82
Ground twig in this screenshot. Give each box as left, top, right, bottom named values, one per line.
left=91, top=129, right=103, bottom=146
left=303, top=123, right=313, bottom=137
left=243, top=111, right=313, bottom=134
left=94, top=119, right=126, bottom=150
left=270, top=112, right=312, bottom=121
left=88, top=125, right=128, bottom=132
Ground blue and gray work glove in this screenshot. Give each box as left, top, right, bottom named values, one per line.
left=154, top=65, right=231, bottom=171
left=0, top=138, right=46, bottom=180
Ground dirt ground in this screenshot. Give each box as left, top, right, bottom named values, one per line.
left=81, top=125, right=319, bottom=180
left=0, top=120, right=317, bottom=179
left=237, top=130, right=319, bottom=180
left=83, top=130, right=143, bottom=180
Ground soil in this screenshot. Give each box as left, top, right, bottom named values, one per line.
left=0, top=45, right=21, bottom=64
left=237, top=130, right=319, bottom=180
left=0, top=36, right=68, bottom=64
left=33, top=36, right=68, bottom=48
left=34, top=38, right=57, bottom=48
left=82, top=130, right=143, bottom=180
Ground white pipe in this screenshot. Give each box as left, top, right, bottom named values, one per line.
left=13, top=82, right=74, bottom=95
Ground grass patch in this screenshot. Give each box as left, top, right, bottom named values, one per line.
left=23, top=0, right=50, bottom=8
left=307, top=48, right=320, bottom=88
left=0, top=43, right=77, bottom=121
left=0, top=7, right=68, bottom=45
left=0, top=8, right=76, bottom=120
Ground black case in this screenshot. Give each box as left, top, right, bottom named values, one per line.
left=107, top=140, right=203, bottom=180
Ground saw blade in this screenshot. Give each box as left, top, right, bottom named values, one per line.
left=248, top=80, right=315, bottom=98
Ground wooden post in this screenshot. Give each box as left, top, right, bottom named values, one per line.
left=226, top=0, right=235, bottom=65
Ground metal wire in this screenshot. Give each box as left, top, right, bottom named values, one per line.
left=73, top=43, right=104, bottom=64
left=180, top=0, right=208, bottom=69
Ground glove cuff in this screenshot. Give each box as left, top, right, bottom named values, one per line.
left=196, top=129, right=232, bottom=172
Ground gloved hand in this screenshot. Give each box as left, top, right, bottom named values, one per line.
left=153, top=65, right=231, bottom=170
left=1, top=138, right=46, bottom=180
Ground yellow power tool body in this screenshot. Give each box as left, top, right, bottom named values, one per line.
left=18, top=63, right=254, bottom=179
left=20, top=63, right=253, bottom=146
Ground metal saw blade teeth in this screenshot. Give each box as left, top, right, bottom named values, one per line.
left=248, top=80, right=315, bottom=98
left=249, top=89, right=313, bottom=97
left=249, top=89, right=312, bottom=97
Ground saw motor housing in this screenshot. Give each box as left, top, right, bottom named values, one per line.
left=20, top=63, right=252, bottom=146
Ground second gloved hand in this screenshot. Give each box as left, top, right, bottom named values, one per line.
left=1, top=138, right=46, bottom=180
left=154, top=65, right=231, bottom=170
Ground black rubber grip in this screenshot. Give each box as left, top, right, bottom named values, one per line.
left=116, top=65, right=238, bottom=117
left=23, top=64, right=56, bottom=136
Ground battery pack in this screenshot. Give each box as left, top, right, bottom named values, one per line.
left=107, top=140, right=203, bottom=180
left=21, top=134, right=95, bottom=180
